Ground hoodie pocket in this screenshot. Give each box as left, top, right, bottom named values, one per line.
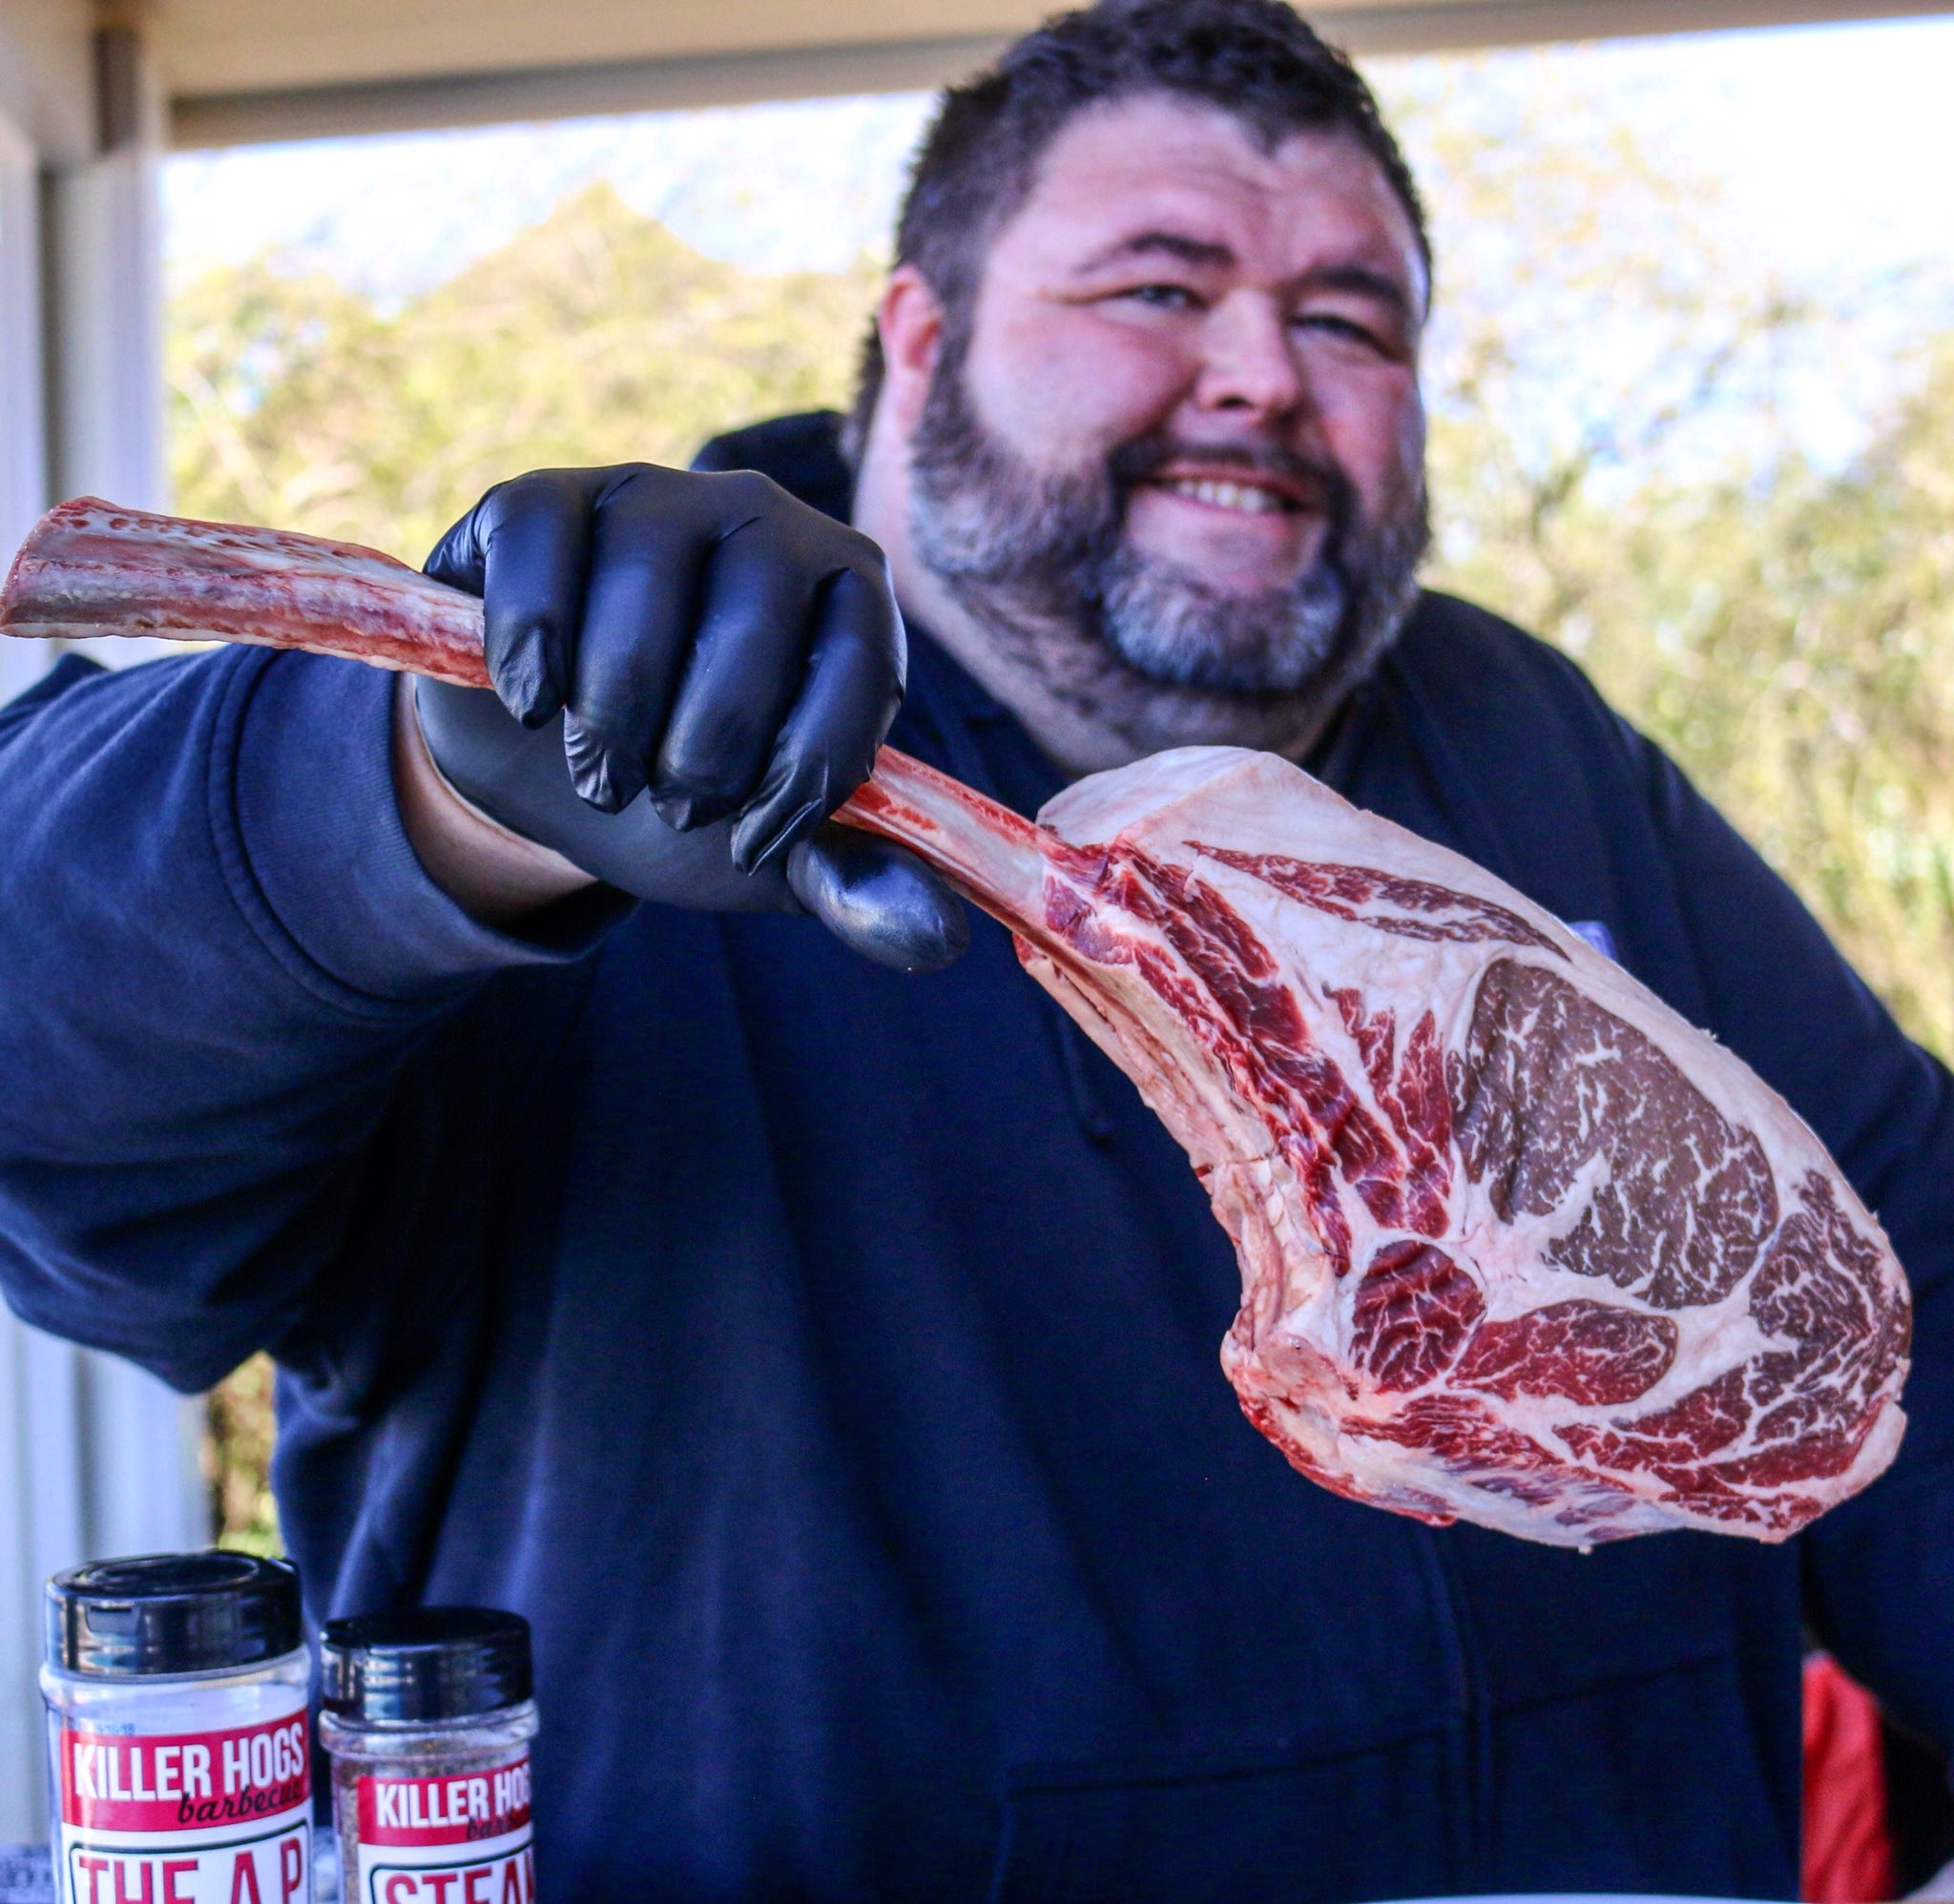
left=986, top=1728, right=1458, bottom=1904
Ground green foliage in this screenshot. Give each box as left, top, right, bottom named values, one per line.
left=171, top=182, right=880, bottom=565
left=176, top=107, right=1954, bottom=1540
left=1437, top=363, right=1954, bottom=1061
left=1374, top=60, right=1954, bottom=1060
left=203, top=1351, right=281, bottom=1554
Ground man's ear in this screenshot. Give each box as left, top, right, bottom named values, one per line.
left=876, top=265, right=945, bottom=438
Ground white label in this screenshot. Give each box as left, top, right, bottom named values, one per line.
left=55, top=1707, right=309, bottom=1904
left=351, top=1755, right=533, bottom=1904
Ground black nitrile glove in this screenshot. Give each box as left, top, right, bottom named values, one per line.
left=418, top=464, right=967, bottom=974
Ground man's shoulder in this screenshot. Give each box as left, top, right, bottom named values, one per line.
left=1361, top=587, right=1673, bottom=925
left=1385, top=587, right=1642, bottom=776
left=691, top=411, right=852, bottom=522
left=1396, top=588, right=1612, bottom=710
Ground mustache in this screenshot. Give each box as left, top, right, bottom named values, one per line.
left=1105, top=433, right=1356, bottom=528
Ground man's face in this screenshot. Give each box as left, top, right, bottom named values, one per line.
left=904, top=94, right=1430, bottom=697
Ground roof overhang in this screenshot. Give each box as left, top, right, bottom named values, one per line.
left=0, top=0, right=96, bottom=163
left=6, top=0, right=1951, bottom=158
left=160, top=0, right=1954, bottom=148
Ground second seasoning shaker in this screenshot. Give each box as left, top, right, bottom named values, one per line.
left=320, top=1607, right=538, bottom=1903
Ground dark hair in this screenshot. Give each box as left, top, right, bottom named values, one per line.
left=845, top=0, right=1428, bottom=459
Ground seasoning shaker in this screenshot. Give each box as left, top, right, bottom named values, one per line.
left=41, top=1551, right=312, bottom=1904
left=320, top=1608, right=537, bottom=1904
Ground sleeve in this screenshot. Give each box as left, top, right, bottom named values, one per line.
left=1624, top=723, right=1954, bottom=1750
left=0, top=646, right=626, bottom=1393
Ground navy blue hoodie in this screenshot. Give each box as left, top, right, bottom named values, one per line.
left=1, top=413, right=1949, bottom=1902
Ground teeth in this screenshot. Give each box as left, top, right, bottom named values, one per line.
left=1162, top=478, right=1289, bottom=515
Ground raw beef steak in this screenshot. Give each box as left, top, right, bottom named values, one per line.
left=845, top=747, right=1910, bottom=1544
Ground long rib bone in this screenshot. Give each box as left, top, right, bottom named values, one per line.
left=0, top=497, right=1048, bottom=927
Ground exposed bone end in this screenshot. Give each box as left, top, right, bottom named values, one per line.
left=2, top=497, right=492, bottom=689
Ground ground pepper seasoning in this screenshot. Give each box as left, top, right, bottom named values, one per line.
left=320, top=1609, right=537, bottom=1904
left=40, top=1552, right=311, bottom=1904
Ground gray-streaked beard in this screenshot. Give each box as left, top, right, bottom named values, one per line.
left=908, top=342, right=1429, bottom=759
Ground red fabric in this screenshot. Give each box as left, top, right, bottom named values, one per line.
left=1804, top=1652, right=1896, bottom=1903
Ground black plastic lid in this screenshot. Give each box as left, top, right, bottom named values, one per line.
left=47, top=1552, right=302, bottom=1678
left=321, top=1607, right=532, bottom=1724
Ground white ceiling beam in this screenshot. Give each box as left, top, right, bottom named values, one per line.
left=156, top=0, right=1035, bottom=102
left=168, top=0, right=1954, bottom=150
left=171, top=33, right=1011, bottom=148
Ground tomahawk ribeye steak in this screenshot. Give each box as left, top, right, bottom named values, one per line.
left=2, top=499, right=1912, bottom=1545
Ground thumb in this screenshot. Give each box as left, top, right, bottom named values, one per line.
left=786, top=823, right=969, bottom=974
left=423, top=498, right=490, bottom=594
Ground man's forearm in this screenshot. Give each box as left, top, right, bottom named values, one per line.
left=392, top=675, right=595, bottom=926
left=0, top=647, right=613, bottom=1393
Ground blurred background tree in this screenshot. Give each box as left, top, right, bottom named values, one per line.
left=170, top=182, right=881, bottom=561
left=171, top=55, right=1954, bottom=1549
left=1391, top=60, right=1954, bottom=1055
left=202, top=1349, right=281, bottom=1554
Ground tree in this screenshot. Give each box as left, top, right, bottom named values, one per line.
left=1371, top=60, right=1954, bottom=1055
left=171, top=182, right=881, bottom=563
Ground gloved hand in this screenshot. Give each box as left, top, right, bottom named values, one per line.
left=417, top=464, right=967, bottom=973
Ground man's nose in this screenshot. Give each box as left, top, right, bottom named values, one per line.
left=1192, top=294, right=1309, bottom=422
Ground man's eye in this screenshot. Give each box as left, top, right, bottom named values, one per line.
left=1124, top=283, right=1200, bottom=310
left=1298, top=312, right=1384, bottom=349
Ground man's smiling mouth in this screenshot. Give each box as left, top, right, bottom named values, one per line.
left=1154, top=476, right=1299, bottom=516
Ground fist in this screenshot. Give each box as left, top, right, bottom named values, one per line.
left=417, top=463, right=966, bottom=972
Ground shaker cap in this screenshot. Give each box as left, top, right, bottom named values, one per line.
left=47, top=1551, right=302, bottom=1678
left=321, top=1607, right=532, bottom=1723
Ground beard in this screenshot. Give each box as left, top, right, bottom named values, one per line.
left=906, top=337, right=1429, bottom=733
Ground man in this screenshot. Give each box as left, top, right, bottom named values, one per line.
left=2, top=3, right=1949, bottom=1898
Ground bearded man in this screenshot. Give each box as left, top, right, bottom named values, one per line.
left=3, top=2, right=1950, bottom=1899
